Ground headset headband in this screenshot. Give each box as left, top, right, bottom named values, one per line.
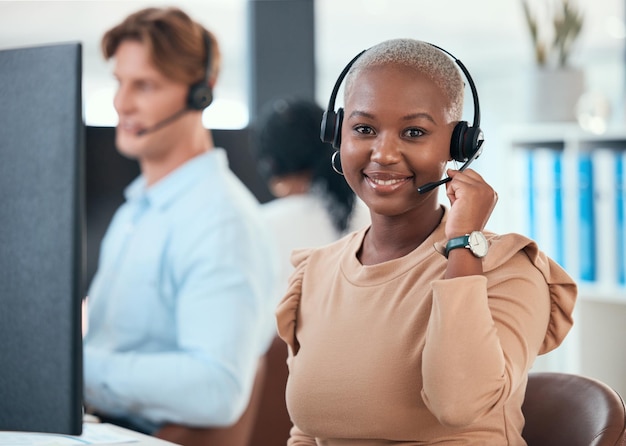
left=325, top=43, right=480, bottom=130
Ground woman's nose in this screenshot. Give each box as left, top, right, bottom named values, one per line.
left=370, top=132, right=401, bottom=165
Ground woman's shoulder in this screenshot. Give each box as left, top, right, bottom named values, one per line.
left=482, top=231, right=536, bottom=271
left=480, top=231, right=569, bottom=286
left=484, top=231, right=578, bottom=354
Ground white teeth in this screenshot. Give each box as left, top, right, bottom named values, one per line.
left=371, top=178, right=403, bottom=186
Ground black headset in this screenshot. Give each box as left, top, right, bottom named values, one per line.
left=320, top=42, right=484, bottom=165
left=187, top=31, right=214, bottom=110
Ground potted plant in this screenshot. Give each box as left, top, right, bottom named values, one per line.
left=522, top=0, right=584, bottom=68
left=521, top=0, right=585, bottom=122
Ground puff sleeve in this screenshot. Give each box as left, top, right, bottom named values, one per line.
left=276, top=248, right=312, bottom=356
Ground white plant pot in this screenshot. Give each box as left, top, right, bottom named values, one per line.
left=527, top=67, right=586, bottom=123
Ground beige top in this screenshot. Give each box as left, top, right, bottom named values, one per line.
left=276, top=209, right=577, bottom=445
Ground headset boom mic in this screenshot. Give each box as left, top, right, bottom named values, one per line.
left=136, top=108, right=188, bottom=136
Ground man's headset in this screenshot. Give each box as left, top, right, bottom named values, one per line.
left=187, top=31, right=214, bottom=111
left=136, top=31, right=213, bottom=136
left=320, top=42, right=484, bottom=194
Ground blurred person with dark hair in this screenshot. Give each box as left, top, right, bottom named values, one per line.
left=253, top=98, right=370, bottom=293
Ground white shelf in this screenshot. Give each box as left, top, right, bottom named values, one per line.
left=503, top=123, right=626, bottom=301
left=502, top=124, right=626, bottom=397
left=578, top=284, right=626, bottom=305
left=502, top=122, right=626, bottom=146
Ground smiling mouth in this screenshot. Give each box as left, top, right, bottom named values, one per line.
left=368, top=177, right=406, bottom=186
left=364, top=174, right=412, bottom=190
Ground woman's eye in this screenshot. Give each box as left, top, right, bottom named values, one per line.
left=405, top=128, right=424, bottom=138
left=354, top=125, right=374, bottom=135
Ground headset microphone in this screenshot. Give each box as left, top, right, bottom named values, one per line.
left=135, top=108, right=189, bottom=136
left=416, top=139, right=484, bottom=193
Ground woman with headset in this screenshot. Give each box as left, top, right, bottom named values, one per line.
left=275, top=38, right=577, bottom=444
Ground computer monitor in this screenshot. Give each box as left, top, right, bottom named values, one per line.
left=0, top=42, right=85, bottom=435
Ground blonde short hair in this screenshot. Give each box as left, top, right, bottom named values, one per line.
left=344, top=38, right=464, bottom=121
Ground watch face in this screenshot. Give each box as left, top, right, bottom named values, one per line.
left=468, top=231, right=488, bottom=258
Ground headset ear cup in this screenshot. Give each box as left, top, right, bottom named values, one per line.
left=320, top=110, right=337, bottom=144
left=463, top=126, right=483, bottom=161
left=450, top=121, right=468, bottom=162
left=333, top=108, right=344, bottom=150
left=187, top=83, right=213, bottom=110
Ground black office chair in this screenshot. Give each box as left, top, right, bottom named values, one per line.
left=522, top=372, right=626, bottom=446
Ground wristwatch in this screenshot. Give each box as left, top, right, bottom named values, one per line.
left=445, top=231, right=489, bottom=258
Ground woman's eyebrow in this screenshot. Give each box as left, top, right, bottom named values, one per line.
left=402, top=112, right=436, bottom=124
left=348, top=109, right=436, bottom=124
left=347, top=110, right=375, bottom=120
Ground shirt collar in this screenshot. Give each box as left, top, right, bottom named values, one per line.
left=124, top=148, right=228, bottom=210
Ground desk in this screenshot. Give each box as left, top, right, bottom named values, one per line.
left=0, top=423, right=181, bottom=445
left=98, top=423, right=180, bottom=445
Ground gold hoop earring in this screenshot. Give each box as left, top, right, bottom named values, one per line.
left=331, top=151, right=344, bottom=176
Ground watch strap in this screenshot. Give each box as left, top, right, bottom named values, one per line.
left=445, top=234, right=470, bottom=258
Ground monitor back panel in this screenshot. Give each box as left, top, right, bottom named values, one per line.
left=0, top=42, right=84, bottom=435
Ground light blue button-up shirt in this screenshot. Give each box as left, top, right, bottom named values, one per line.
left=83, top=149, right=279, bottom=433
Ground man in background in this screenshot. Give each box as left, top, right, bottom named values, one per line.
left=83, top=6, right=278, bottom=435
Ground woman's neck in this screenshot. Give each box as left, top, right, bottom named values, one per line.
left=359, top=205, right=444, bottom=265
